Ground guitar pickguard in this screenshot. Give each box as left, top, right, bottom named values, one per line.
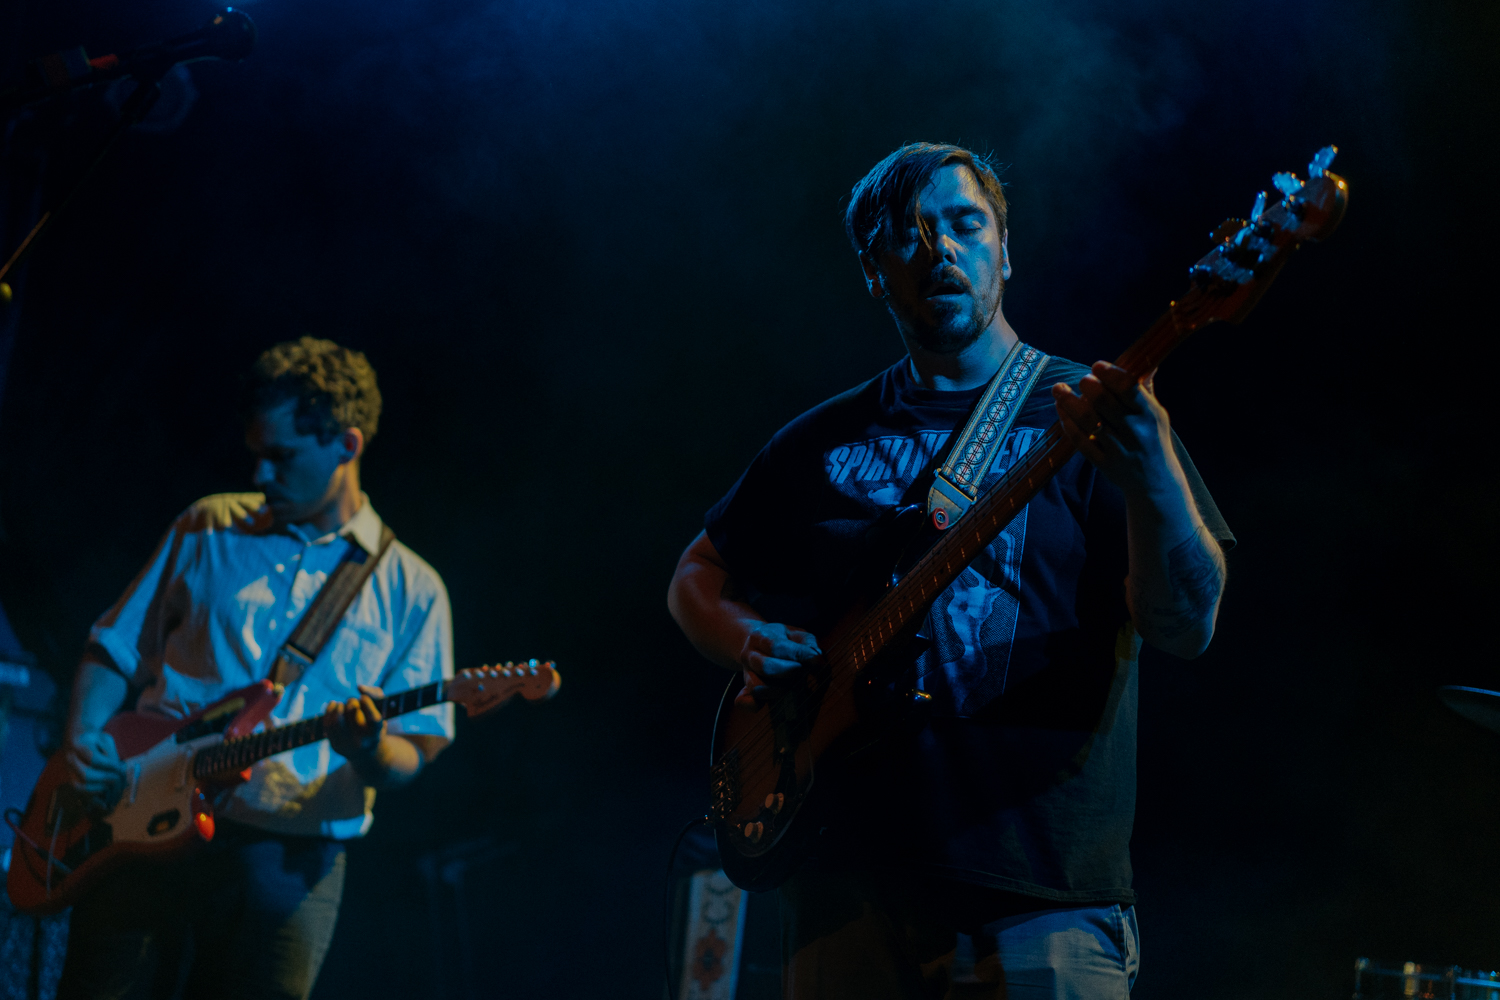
left=712, top=664, right=833, bottom=871
left=103, top=734, right=217, bottom=847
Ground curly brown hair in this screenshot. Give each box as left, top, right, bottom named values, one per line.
left=243, top=337, right=381, bottom=445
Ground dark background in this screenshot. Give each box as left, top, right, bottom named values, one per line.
left=0, top=0, right=1495, bottom=996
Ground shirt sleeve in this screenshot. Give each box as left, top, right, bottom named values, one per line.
left=704, top=441, right=788, bottom=596
left=1170, top=430, right=1235, bottom=550
left=89, top=522, right=191, bottom=685
left=378, top=569, right=456, bottom=741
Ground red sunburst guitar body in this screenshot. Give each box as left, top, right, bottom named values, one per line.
left=7, top=661, right=559, bottom=914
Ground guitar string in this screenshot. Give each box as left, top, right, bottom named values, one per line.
left=743, top=195, right=1308, bottom=815
left=722, top=279, right=1242, bottom=796
left=720, top=389, right=1151, bottom=796
left=723, top=309, right=1190, bottom=780
left=197, top=681, right=457, bottom=776
left=717, top=424, right=1079, bottom=784
left=20, top=670, right=544, bottom=902
left=199, top=682, right=448, bottom=776
left=806, top=306, right=1190, bottom=670
left=194, top=668, right=554, bottom=777
left=714, top=308, right=1196, bottom=803
left=717, top=416, right=1080, bottom=783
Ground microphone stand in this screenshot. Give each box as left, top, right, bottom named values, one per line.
left=0, top=8, right=256, bottom=304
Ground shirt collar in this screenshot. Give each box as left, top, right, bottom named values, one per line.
left=283, top=493, right=384, bottom=552
left=338, top=494, right=384, bottom=554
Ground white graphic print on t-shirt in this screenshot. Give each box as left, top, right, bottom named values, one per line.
left=822, top=424, right=1044, bottom=715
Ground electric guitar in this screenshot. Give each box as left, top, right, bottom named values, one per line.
left=709, top=148, right=1350, bottom=890
left=6, top=660, right=560, bottom=914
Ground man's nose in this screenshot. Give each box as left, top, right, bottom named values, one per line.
left=251, top=459, right=275, bottom=487
left=935, top=232, right=961, bottom=263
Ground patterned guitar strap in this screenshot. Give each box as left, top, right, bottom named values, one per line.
left=926, top=341, right=1051, bottom=530
left=271, top=524, right=397, bottom=687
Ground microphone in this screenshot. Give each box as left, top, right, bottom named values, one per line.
left=0, top=8, right=257, bottom=117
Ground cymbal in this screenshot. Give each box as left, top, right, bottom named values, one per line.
left=1438, top=686, right=1500, bottom=735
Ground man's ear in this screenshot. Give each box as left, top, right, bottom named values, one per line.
left=339, top=427, right=365, bottom=465
left=858, top=252, right=886, bottom=300
left=1000, top=230, right=1012, bottom=282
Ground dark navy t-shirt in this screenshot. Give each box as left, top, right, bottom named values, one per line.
left=705, top=352, right=1232, bottom=906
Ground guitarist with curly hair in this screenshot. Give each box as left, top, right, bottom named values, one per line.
left=56, top=337, right=455, bottom=1000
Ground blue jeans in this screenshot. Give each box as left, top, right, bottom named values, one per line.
left=56, top=821, right=345, bottom=1000
left=782, top=867, right=1140, bottom=999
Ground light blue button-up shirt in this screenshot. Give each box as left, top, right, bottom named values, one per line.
left=91, top=494, right=455, bottom=839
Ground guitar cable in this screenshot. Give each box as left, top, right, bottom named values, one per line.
left=664, top=814, right=711, bottom=1000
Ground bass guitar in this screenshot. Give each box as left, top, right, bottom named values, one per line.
left=6, top=659, right=560, bottom=913
left=709, top=148, right=1349, bottom=891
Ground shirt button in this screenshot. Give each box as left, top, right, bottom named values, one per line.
left=269, top=619, right=278, bottom=631
left=275, top=563, right=285, bottom=573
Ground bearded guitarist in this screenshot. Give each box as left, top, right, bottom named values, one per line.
left=55, top=337, right=455, bottom=1000
left=668, top=143, right=1236, bottom=999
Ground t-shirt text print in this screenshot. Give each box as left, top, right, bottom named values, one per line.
left=822, top=424, right=1047, bottom=715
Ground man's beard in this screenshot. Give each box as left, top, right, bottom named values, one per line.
left=900, top=271, right=1004, bottom=356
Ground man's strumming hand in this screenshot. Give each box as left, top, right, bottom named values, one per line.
left=741, top=622, right=822, bottom=678
left=668, top=530, right=826, bottom=700
left=64, top=729, right=127, bottom=813
left=734, top=623, right=822, bottom=708
left=62, top=659, right=131, bottom=812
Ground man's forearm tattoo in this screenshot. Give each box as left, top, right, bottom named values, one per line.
left=1148, top=534, right=1224, bottom=639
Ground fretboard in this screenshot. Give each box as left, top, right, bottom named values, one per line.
left=824, top=161, right=1343, bottom=680
left=829, top=308, right=1191, bottom=677
left=192, top=680, right=449, bottom=779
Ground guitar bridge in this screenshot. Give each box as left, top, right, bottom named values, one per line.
left=709, top=749, right=740, bottom=823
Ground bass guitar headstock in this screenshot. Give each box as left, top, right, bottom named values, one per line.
left=449, top=660, right=561, bottom=718
left=1171, top=145, right=1349, bottom=333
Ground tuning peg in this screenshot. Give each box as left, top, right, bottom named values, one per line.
left=1272, top=172, right=1302, bottom=198
left=1209, top=218, right=1247, bottom=244
left=1249, top=191, right=1266, bottom=223
left=1308, top=145, right=1337, bottom=178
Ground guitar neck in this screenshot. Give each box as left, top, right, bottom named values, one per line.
left=832, top=309, right=1191, bottom=675
left=192, top=680, right=449, bottom=779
